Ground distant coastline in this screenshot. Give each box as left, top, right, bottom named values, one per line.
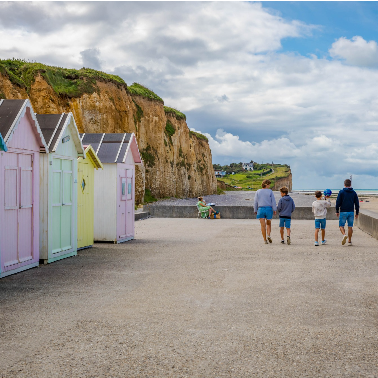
left=294, top=189, right=378, bottom=195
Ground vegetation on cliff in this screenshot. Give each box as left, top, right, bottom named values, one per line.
left=0, top=59, right=126, bottom=97
left=128, top=82, right=164, bottom=103
left=164, top=106, right=186, bottom=120
left=189, top=130, right=208, bottom=143
left=165, top=120, right=176, bottom=144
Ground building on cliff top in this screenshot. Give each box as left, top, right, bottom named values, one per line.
left=242, top=162, right=254, bottom=171
left=0, top=99, right=48, bottom=278
left=80, top=133, right=142, bottom=244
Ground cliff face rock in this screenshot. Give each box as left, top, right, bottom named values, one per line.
left=0, top=72, right=217, bottom=203
left=272, top=173, right=293, bottom=192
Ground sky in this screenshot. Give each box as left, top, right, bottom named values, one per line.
left=0, top=1, right=378, bottom=189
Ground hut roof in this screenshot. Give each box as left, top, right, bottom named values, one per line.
left=80, top=133, right=142, bottom=164
left=37, top=112, right=85, bottom=156
left=0, top=99, right=48, bottom=151
left=82, top=145, right=103, bottom=169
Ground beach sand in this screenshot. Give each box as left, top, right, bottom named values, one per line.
left=359, top=195, right=378, bottom=213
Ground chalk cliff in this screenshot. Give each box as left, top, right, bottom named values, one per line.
left=0, top=63, right=217, bottom=203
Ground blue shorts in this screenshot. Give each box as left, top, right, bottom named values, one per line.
left=315, top=218, right=326, bottom=229
left=256, top=206, right=273, bottom=220
left=279, top=218, right=291, bottom=228
left=339, top=212, right=354, bottom=227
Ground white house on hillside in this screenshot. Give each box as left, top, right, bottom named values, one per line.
left=242, top=162, right=254, bottom=171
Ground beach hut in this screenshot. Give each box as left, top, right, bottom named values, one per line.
left=0, top=132, right=7, bottom=151
left=36, top=112, right=85, bottom=264
left=0, top=99, right=48, bottom=278
left=80, top=133, right=142, bottom=243
left=77, top=145, right=103, bottom=250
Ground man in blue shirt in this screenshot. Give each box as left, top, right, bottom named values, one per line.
left=336, top=179, right=359, bottom=245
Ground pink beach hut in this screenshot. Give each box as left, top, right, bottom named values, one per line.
left=0, top=99, right=48, bottom=278
left=80, top=133, right=142, bottom=243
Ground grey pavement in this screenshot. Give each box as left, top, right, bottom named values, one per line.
left=1, top=219, right=378, bottom=377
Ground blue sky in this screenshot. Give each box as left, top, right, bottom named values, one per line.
left=0, top=1, right=378, bottom=189
left=266, top=2, right=378, bottom=57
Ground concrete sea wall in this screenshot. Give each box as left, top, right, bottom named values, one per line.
left=356, top=210, right=378, bottom=240
left=143, top=204, right=339, bottom=220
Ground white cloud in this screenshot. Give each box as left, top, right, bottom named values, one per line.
left=329, top=36, right=378, bottom=67
left=0, top=2, right=377, bottom=189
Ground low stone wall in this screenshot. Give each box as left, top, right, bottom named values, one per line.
left=143, top=204, right=339, bottom=220
left=356, top=209, right=378, bottom=240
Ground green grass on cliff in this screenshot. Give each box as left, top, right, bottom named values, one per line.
left=164, top=106, right=186, bottom=120
left=189, top=130, right=208, bottom=143
left=128, top=83, right=164, bottom=103
left=220, top=165, right=291, bottom=191
left=165, top=120, right=176, bottom=144
left=0, top=59, right=127, bottom=97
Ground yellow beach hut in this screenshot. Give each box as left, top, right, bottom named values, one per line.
left=77, top=145, right=103, bottom=250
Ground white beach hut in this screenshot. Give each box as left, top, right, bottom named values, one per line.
left=80, top=133, right=142, bottom=243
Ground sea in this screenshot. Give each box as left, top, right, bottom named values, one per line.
left=294, top=189, right=378, bottom=196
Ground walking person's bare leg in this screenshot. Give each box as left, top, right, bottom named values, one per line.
left=315, top=229, right=319, bottom=242
left=339, top=226, right=345, bottom=235
left=260, top=218, right=267, bottom=241
left=348, top=227, right=353, bottom=242
left=280, top=227, right=284, bottom=240
left=287, top=228, right=291, bottom=237
left=322, top=229, right=325, bottom=241
left=266, top=220, right=271, bottom=237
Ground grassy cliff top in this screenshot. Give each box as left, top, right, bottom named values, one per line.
left=218, top=164, right=291, bottom=191
left=189, top=130, right=208, bottom=143
left=128, top=83, right=164, bottom=103
left=164, top=106, right=186, bottom=120
left=0, top=59, right=127, bottom=98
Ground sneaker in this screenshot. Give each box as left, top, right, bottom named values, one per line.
left=267, top=236, right=272, bottom=243
left=321, top=240, right=327, bottom=245
left=348, top=241, right=352, bottom=246
left=287, top=236, right=291, bottom=245
left=314, top=241, right=319, bottom=246
left=281, top=240, right=285, bottom=244
left=342, top=235, right=348, bottom=245
left=264, top=240, right=269, bottom=244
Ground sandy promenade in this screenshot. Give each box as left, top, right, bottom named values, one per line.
left=1, top=218, right=378, bottom=377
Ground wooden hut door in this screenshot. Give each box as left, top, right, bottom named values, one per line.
left=118, top=174, right=127, bottom=239
left=52, top=158, right=73, bottom=255
left=2, top=152, right=33, bottom=271
left=125, top=169, right=134, bottom=237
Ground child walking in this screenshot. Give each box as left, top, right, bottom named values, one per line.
left=277, top=186, right=295, bottom=244
left=312, top=191, right=331, bottom=246
left=254, top=179, right=277, bottom=244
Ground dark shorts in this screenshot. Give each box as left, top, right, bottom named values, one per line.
left=279, top=218, right=291, bottom=228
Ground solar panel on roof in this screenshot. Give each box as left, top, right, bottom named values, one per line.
left=116, top=142, right=128, bottom=163
left=36, top=114, right=62, bottom=146
left=81, top=133, right=103, bottom=144
left=0, top=100, right=26, bottom=139
left=97, top=142, right=121, bottom=163
left=103, top=133, right=125, bottom=142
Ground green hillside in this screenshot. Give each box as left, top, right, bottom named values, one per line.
left=216, top=163, right=291, bottom=190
